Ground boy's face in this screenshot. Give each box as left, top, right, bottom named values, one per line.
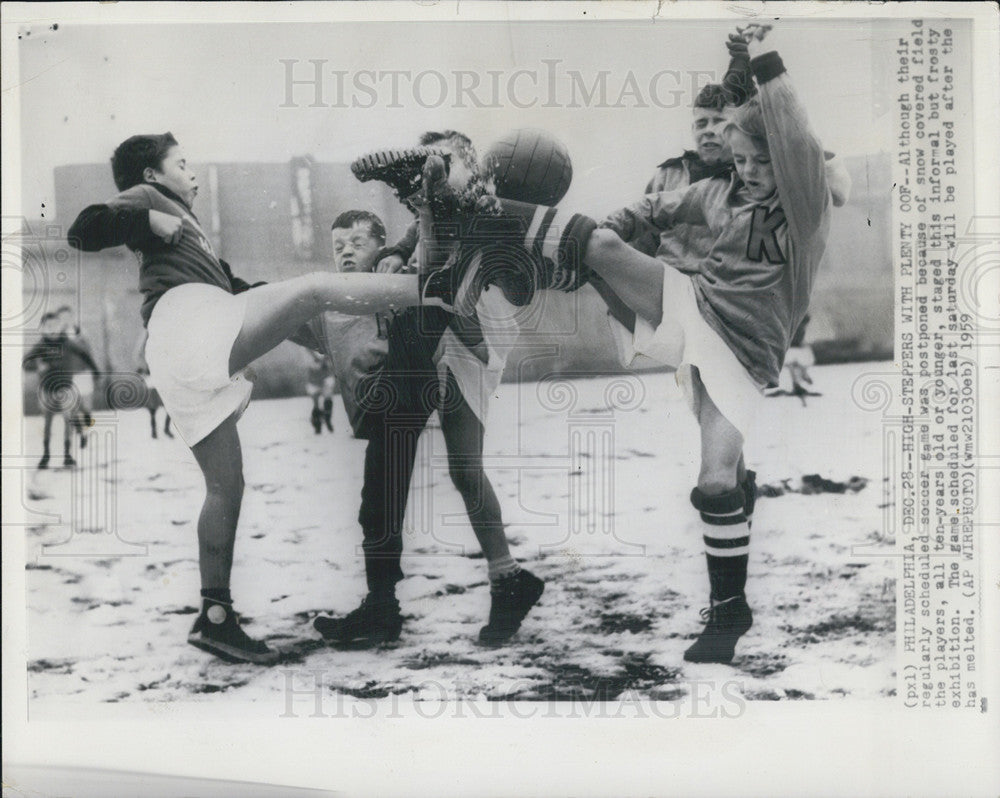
left=146, top=145, right=199, bottom=205
left=331, top=222, right=382, bottom=273
left=691, top=106, right=735, bottom=165
left=57, top=310, right=73, bottom=332
left=729, top=129, right=776, bottom=201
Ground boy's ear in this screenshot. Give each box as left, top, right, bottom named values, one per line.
left=142, top=166, right=160, bottom=184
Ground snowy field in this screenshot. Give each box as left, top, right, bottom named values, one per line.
left=20, top=363, right=896, bottom=712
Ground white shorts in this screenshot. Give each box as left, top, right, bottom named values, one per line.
left=435, top=285, right=519, bottom=424
left=607, top=263, right=763, bottom=441
left=144, top=284, right=254, bottom=447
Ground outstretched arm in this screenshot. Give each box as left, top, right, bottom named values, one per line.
left=600, top=184, right=704, bottom=241
left=721, top=32, right=757, bottom=106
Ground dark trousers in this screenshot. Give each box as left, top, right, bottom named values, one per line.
left=357, top=307, right=451, bottom=592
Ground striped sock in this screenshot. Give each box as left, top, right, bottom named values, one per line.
left=487, top=554, right=521, bottom=585
left=494, top=199, right=596, bottom=291
left=690, top=486, right=749, bottom=602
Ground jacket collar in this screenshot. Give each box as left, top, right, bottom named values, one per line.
left=657, top=150, right=734, bottom=183
left=148, top=182, right=194, bottom=213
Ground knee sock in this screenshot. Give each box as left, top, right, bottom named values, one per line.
left=495, top=198, right=597, bottom=291
left=471, top=199, right=597, bottom=300
left=691, top=486, right=750, bottom=602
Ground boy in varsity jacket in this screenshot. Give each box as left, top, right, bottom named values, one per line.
left=67, top=133, right=473, bottom=665
left=408, top=29, right=832, bottom=664
left=586, top=34, right=832, bottom=663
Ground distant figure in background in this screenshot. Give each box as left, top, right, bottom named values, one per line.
left=22, top=312, right=100, bottom=469
left=290, top=155, right=316, bottom=260
left=136, top=331, right=173, bottom=439
left=305, top=350, right=335, bottom=433
left=764, top=314, right=821, bottom=405
left=56, top=304, right=98, bottom=438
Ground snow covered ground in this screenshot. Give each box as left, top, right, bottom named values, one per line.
left=20, top=363, right=895, bottom=712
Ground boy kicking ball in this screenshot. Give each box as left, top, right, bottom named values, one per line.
left=67, top=133, right=476, bottom=664
left=378, top=26, right=832, bottom=664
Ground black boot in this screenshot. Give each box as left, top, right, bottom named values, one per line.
left=478, top=569, right=545, bottom=646
left=314, top=592, right=403, bottom=647
left=683, top=595, right=753, bottom=664
left=188, top=599, right=279, bottom=665
left=310, top=406, right=322, bottom=434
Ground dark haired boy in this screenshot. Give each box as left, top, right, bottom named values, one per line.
left=67, top=132, right=474, bottom=664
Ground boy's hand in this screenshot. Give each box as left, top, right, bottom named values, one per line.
left=737, top=23, right=773, bottom=59
left=726, top=33, right=750, bottom=61
left=149, top=209, right=183, bottom=245
left=376, top=253, right=406, bottom=274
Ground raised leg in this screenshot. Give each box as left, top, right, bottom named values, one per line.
left=228, top=273, right=422, bottom=376
left=584, top=228, right=666, bottom=327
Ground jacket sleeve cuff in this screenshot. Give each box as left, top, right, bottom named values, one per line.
left=750, top=51, right=786, bottom=84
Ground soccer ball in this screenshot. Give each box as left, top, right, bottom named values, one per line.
left=482, top=128, right=573, bottom=206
